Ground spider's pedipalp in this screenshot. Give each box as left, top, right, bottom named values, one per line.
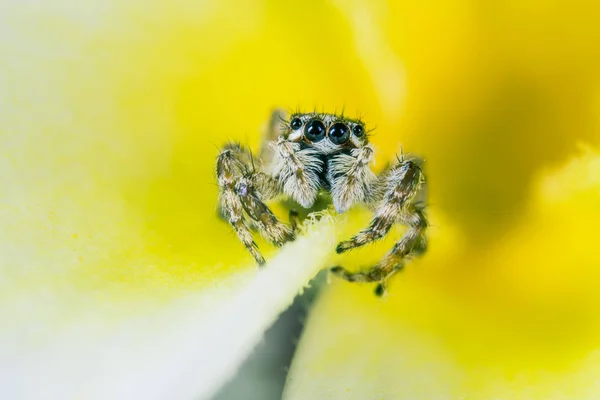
left=271, top=139, right=323, bottom=208
left=328, top=145, right=377, bottom=213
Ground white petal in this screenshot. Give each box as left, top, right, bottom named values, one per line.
left=1, top=217, right=335, bottom=400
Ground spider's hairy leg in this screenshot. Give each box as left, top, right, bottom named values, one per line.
left=371, top=205, right=427, bottom=295
left=336, top=159, right=423, bottom=253
left=331, top=159, right=427, bottom=294
left=236, top=175, right=296, bottom=246
left=216, top=144, right=294, bottom=266
left=330, top=263, right=406, bottom=297
left=216, top=144, right=265, bottom=265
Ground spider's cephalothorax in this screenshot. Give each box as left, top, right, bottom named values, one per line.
left=216, top=110, right=427, bottom=295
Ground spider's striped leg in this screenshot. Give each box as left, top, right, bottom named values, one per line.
left=331, top=159, right=427, bottom=295
left=217, top=145, right=265, bottom=265
left=336, top=159, right=423, bottom=253
left=235, top=174, right=295, bottom=247
left=216, top=144, right=294, bottom=266
left=372, top=206, right=427, bottom=296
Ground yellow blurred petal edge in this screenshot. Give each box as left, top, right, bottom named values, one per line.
left=1, top=216, right=335, bottom=400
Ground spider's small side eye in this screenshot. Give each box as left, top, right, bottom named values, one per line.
left=290, top=117, right=303, bottom=130
left=305, top=119, right=326, bottom=142
left=352, top=124, right=365, bottom=137
left=329, top=122, right=349, bottom=144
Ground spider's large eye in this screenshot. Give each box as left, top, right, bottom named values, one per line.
left=304, top=119, right=326, bottom=142
left=290, top=117, right=303, bottom=130
left=328, top=122, right=349, bottom=144
left=352, top=124, right=364, bottom=137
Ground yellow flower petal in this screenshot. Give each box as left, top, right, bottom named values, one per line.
left=2, top=215, right=335, bottom=399
left=284, top=148, right=600, bottom=399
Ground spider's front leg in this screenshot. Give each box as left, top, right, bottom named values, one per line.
left=331, top=158, right=427, bottom=295
left=216, top=144, right=295, bottom=266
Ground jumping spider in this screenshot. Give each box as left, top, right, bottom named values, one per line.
left=216, top=110, right=427, bottom=296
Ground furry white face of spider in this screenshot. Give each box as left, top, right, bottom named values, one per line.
left=269, top=112, right=378, bottom=212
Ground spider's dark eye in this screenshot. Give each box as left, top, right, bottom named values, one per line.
left=304, top=119, right=326, bottom=142
left=352, top=124, right=365, bottom=137
left=328, top=122, right=349, bottom=144
left=290, top=117, right=303, bottom=130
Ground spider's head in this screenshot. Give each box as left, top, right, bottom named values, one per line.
left=284, top=113, right=369, bottom=150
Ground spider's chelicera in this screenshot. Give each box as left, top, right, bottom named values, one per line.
left=216, top=110, right=427, bottom=296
